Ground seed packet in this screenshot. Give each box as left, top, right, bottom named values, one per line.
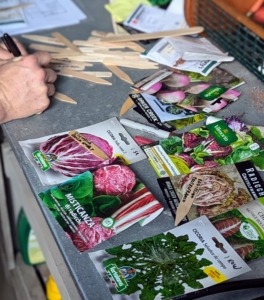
left=89, top=215, right=250, bottom=300
left=211, top=200, right=264, bottom=262
left=19, top=117, right=146, bottom=186
left=158, top=160, right=264, bottom=223
left=142, top=116, right=264, bottom=178
left=130, top=68, right=244, bottom=121
left=38, top=158, right=163, bottom=252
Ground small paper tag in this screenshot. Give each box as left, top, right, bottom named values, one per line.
left=68, top=130, right=109, bottom=160
left=198, top=86, right=228, bottom=101
left=32, top=150, right=51, bottom=172
left=175, top=175, right=203, bottom=226
left=206, top=119, right=238, bottom=146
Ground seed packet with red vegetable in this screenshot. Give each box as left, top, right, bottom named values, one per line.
left=19, top=117, right=146, bottom=186
left=158, top=160, right=264, bottom=223
left=211, top=200, right=264, bottom=262
left=38, top=158, right=164, bottom=252
left=142, top=116, right=264, bottom=178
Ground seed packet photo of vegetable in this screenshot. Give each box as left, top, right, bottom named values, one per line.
left=38, top=159, right=164, bottom=252
left=89, top=216, right=250, bottom=300
left=130, top=68, right=244, bottom=123
left=211, top=200, right=264, bottom=262
left=158, top=160, right=264, bottom=223
left=19, top=117, right=146, bottom=186
left=142, top=116, right=264, bottom=178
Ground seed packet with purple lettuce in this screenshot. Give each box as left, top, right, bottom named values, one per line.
left=158, top=160, right=264, bottom=223
left=38, top=158, right=163, bottom=252
left=142, top=116, right=264, bottom=178
left=19, top=117, right=146, bottom=186
left=89, top=216, right=250, bottom=300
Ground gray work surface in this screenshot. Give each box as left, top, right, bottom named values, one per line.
left=2, top=0, right=264, bottom=299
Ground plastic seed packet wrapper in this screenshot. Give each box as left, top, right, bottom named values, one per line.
left=39, top=159, right=164, bottom=252
left=142, top=116, right=264, bottom=178
left=19, top=117, right=146, bottom=186
left=89, top=216, right=250, bottom=300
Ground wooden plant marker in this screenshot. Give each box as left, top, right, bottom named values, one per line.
left=83, top=72, right=112, bottom=78
left=103, top=58, right=158, bottom=69
left=51, top=32, right=81, bottom=53
left=53, top=92, right=77, bottom=104
left=100, top=27, right=204, bottom=43
left=68, top=131, right=109, bottom=160
left=59, top=69, right=112, bottom=85
left=119, top=90, right=137, bottom=116
left=29, top=43, right=72, bottom=53
left=22, top=35, right=63, bottom=45
left=175, top=175, right=203, bottom=226
left=104, top=64, right=133, bottom=84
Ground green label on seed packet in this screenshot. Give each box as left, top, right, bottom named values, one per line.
left=105, top=264, right=128, bottom=292
left=206, top=120, right=238, bottom=146
left=32, top=150, right=51, bottom=172
left=198, top=86, right=228, bottom=101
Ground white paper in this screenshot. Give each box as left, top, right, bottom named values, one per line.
left=123, top=4, right=185, bottom=33
left=142, top=37, right=221, bottom=76
left=169, top=36, right=234, bottom=62
left=0, top=0, right=26, bottom=28
left=0, top=0, right=86, bottom=35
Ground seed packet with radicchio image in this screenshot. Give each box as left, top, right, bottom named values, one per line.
left=38, top=158, right=164, bottom=252
left=142, top=116, right=264, bottom=178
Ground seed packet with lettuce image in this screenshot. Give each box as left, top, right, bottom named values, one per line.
left=211, top=200, right=264, bottom=262
left=142, top=116, right=264, bottom=178
left=158, top=160, right=264, bottom=224
left=19, top=117, right=146, bottom=186
left=89, top=216, right=250, bottom=300
left=39, top=158, right=163, bottom=252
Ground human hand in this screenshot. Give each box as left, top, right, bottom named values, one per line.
left=0, top=38, right=27, bottom=62
left=0, top=51, right=57, bottom=124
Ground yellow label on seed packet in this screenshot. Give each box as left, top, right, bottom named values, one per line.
left=113, top=154, right=130, bottom=165
left=203, top=266, right=227, bottom=283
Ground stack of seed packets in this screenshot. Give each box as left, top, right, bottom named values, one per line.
left=89, top=216, right=250, bottom=300
left=141, top=116, right=264, bottom=177
left=129, top=67, right=244, bottom=128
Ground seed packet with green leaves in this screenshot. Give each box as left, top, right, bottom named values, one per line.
left=38, top=158, right=163, bottom=252
left=211, top=200, right=264, bottom=262
left=142, top=116, right=264, bottom=178
left=89, top=216, right=250, bottom=300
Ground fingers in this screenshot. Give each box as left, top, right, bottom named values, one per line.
left=45, top=68, right=57, bottom=83
left=32, top=51, right=51, bottom=67
left=0, top=45, right=14, bottom=60
left=47, top=83, right=55, bottom=96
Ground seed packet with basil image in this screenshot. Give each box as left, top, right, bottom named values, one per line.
left=142, top=116, right=264, bottom=178
left=89, top=216, right=250, bottom=300
left=158, top=160, right=264, bottom=224
left=19, top=117, right=146, bottom=186
left=211, top=200, right=264, bottom=262
left=38, top=159, right=164, bottom=252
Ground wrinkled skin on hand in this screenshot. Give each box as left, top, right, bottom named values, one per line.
left=0, top=39, right=57, bottom=123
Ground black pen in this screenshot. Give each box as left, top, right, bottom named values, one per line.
left=1, top=33, right=21, bottom=57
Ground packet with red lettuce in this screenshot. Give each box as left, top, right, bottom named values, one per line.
left=19, top=117, right=146, bottom=186
left=158, top=160, right=264, bottom=223
left=142, top=116, right=264, bottom=178
left=39, top=158, right=163, bottom=252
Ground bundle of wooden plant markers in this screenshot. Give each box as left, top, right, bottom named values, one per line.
left=22, top=27, right=203, bottom=104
